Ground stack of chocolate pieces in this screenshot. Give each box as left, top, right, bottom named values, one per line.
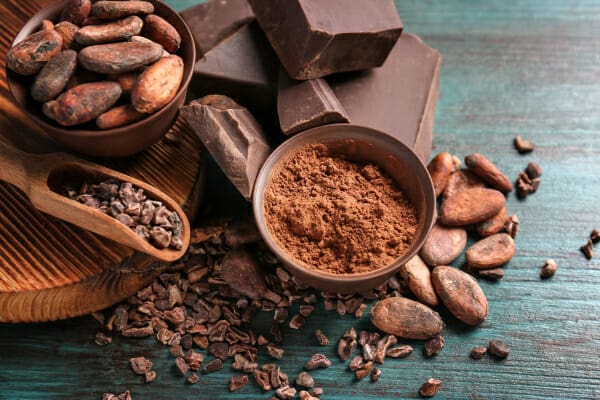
left=180, top=0, right=441, bottom=199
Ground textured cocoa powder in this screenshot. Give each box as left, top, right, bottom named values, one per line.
left=263, top=144, right=418, bottom=274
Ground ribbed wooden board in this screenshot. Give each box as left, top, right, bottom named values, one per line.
left=0, top=0, right=205, bottom=322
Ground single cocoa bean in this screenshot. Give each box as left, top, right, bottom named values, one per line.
left=91, top=1, right=154, bottom=20
left=370, top=297, right=443, bottom=340
left=96, top=104, right=145, bottom=129
left=79, top=42, right=163, bottom=74
left=54, top=21, right=79, bottom=50
left=399, top=255, right=438, bottom=307
left=75, top=16, right=143, bottom=45
left=442, top=169, right=486, bottom=201
left=439, top=187, right=505, bottom=226
left=465, top=153, right=513, bottom=193
left=427, top=152, right=454, bottom=197
left=420, top=222, right=467, bottom=266
left=31, top=49, right=78, bottom=102
left=466, top=233, right=515, bottom=269
left=41, top=19, right=54, bottom=31
left=7, top=29, right=63, bottom=76
left=60, top=0, right=91, bottom=25
left=43, top=82, right=122, bottom=126
left=431, top=266, right=488, bottom=326
left=131, top=55, right=183, bottom=114
left=475, top=206, right=507, bottom=237
left=142, top=14, right=181, bottom=53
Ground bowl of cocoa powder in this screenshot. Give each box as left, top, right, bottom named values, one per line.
left=253, top=124, right=436, bottom=293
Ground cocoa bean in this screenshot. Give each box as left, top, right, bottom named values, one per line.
left=41, top=19, right=54, bottom=31
left=96, top=104, right=145, bottom=129
left=466, top=233, right=515, bottom=269
left=7, top=29, right=63, bottom=76
left=54, top=21, right=79, bottom=50
left=475, top=206, right=507, bottom=237
left=142, top=14, right=181, bottom=53
left=420, top=222, right=467, bottom=266
left=130, top=36, right=170, bottom=57
left=75, top=15, right=143, bottom=46
left=399, top=255, right=438, bottom=307
left=60, top=0, right=91, bottom=26
left=31, top=49, right=78, bottom=102
left=79, top=42, right=163, bottom=74
left=220, top=249, right=267, bottom=299
left=465, top=153, right=513, bottom=193
left=439, top=187, right=505, bottom=226
left=131, top=55, right=183, bottom=114
left=427, top=152, right=454, bottom=197
left=442, top=169, right=486, bottom=201
left=91, top=1, right=154, bottom=20
left=431, top=266, right=488, bottom=326
left=370, top=297, right=443, bottom=340
left=43, top=82, right=122, bottom=126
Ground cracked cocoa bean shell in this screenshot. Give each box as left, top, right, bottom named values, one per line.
left=420, top=222, right=467, bottom=266
left=370, top=297, right=443, bottom=340
left=439, top=187, right=505, bottom=226
left=466, top=233, right=515, bottom=269
left=431, top=266, right=488, bottom=325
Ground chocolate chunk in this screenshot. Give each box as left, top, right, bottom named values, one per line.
left=190, top=23, right=279, bottom=130
left=328, top=34, right=441, bottom=162
left=180, top=95, right=271, bottom=200
left=278, top=70, right=349, bottom=135
left=248, top=0, right=402, bottom=79
left=180, top=0, right=254, bottom=58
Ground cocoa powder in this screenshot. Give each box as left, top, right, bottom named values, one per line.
left=263, top=144, right=418, bottom=274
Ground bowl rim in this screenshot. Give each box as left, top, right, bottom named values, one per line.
left=252, top=123, right=436, bottom=288
left=5, top=0, right=196, bottom=139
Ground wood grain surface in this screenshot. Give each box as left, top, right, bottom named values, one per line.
left=0, top=0, right=205, bottom=322
left=1, top=0, right=600, bottom=399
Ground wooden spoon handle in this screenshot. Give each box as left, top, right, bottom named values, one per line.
left=0, top=138, right=34, bottom=194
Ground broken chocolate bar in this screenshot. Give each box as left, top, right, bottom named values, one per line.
left=180, top=95, right=271, bottom=200
left=180, top=0, right=254, bottom=59
left=327, top=34, right=441, bottom=162
left=190, top=22, right=279, bottom=131
left=278, top=70, right=349, bottom=135
left=248, top=0, right=403, bottom=79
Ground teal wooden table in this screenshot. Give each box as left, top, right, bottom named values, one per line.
left=1, top=1, right=600, bottom=399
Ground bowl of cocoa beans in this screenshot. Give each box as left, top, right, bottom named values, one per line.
left=5, top=0, right=196, bottom=157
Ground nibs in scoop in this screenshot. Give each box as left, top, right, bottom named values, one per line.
left=180, top=95, right=271, bottom=200
left=248, top=0, right=403, bottom=79
left=277, top=70, right=349, bottom=136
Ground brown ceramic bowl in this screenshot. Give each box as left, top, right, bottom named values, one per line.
left=253, top=124, right=436, bottom=293
left=6, top=0, right=196, bottom=157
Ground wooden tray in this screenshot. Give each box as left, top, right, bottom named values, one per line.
left=0, top=0, right=205, bottom=322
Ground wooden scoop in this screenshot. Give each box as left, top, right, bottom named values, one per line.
left=0, top=137, right=190, bottom=262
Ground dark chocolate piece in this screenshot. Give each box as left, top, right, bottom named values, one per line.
left=248, top=0, right=403, bottom=80
left=180, top=95, right=271, bottom=200
left=180, top=0, right=254, bottom=59
left=327, top=34, right=441, bottom=162
left=190, top=22, right=278, bottom=132
left=277, top=70, right=349, bottom=135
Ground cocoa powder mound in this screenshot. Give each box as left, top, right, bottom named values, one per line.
left=264, top=144, right=418, bottom=274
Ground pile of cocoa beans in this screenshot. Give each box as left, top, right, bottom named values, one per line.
left=7, top=0, right=184, bottom=129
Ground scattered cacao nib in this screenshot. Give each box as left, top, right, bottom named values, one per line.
left=470, top=346, right=487, bottom=360
left=374, top=335, right=397, bottom=364
left=478, top=268, right=505, bottom=280
left=266, top=343, right=285, bottom=359
left=419, top=378, right=442, bottom=398
left=513, top=135, right=534, bottom=154
left=591, top=229, right=600, bottom=244
left=230, top=374, right=249, bottom=391
left=504, top=214, right=520, bottom=238
left=187, top=373, right=199, bottom=384
left=144, top=370, right=156, bottom=383
left=370, top=367, right=382, bottom=383
left=540, top=259, right=558, bottom=279
left=275, top=385, right=297, bottom=400
left=354, top=361, right=373, bottom=381
left=315, top=329, right=329, bottom=346
left=130, top=356, right=153, bottom=375
left=175, top=357, right=189, bottom=376
left=102, top=390, right=132, bottom=400
left=299, top=390, right=319, bottom=400
left=516, top=163, right=541, bottom=199
left=348, top=355, right=364, bottom=372
left=296, top=371, right=315, bottom=388
left=424, top=335, right=445, bottom=357
left=488, top=340, right=510, bottom=359
left=386, top=344, right=413, bottom=358
left=203, top=358, right=224, bottom=373
left=580, top=239, right=593, bottom=260
left=95, top=332, right=112, bottom=346
left=304, top=354, right=331, bottom=370
left=525, top=162, right=542, bottom=179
